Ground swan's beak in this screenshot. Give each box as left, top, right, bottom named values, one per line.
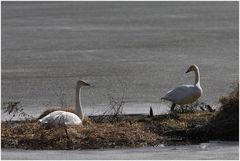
left=85, top=82, right=90, bottom=86
left=185, top=69, right=191, bottom=73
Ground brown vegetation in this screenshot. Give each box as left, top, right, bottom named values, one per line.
left=174, top=82, right=239, bottom=141
left=207, top=82, right=239, bottom=140
left=1, top=82, right=238, bottom=150
left=2, top=111, right=214, bottom=150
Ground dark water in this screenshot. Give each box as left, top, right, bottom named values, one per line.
left=1, top=2, right=238, bottom=116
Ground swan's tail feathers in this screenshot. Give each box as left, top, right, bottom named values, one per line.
left=156, top=98, right=173, bottom=114
left=159, top=98, right=169, bottom=109
left=38, top=119, right=43, bottom=123
left=38, top=117, right=51, bottom=124
left=161, top=97, right=172, bottom=102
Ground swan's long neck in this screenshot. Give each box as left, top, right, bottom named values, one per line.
left=75, top=86, right=84, bottom=120
left=194, top=66, right=200, bottom=85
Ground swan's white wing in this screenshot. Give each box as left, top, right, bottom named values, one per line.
left=162, top=85, right=201, bottom=105
left=39, top=111, right=82, bottom=125
left=63, top=112, right=82, bottom=125
left=39, top=111, right=64, bottom=124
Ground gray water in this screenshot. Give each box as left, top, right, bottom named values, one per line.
left=1, top=2, right=238, bottom=117
left=1, top=141, right=239, bottom=160
left=1, top=2, right=239, bottom=159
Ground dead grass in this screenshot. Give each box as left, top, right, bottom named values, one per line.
left=2, top=82, right=238, bottom=149
left=218, top=82, right=239, bottom=118
left=1, top=111, right=214, bottom=150
left=158, top=112, right=213, bottom=130
left=207, top=82, right=239, bottom=140
left=1, top=120, right=160, bottom=149
left=178, top=82, right=239, bottom=141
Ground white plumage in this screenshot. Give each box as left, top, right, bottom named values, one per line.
left=39, top=111, right=82, bottom=125
left=38, top=80, right=90, bottom=125
left=162, top=64, right=203, bottom=111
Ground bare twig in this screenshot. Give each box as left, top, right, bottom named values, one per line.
left=2, top=100, right=33, bottom=121
left=100, top=81, right=128, bottom=122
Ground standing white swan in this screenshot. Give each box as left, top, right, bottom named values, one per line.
left=38, top=80, right=90, bottom=125
left=161, top=64, right=203, bottom=111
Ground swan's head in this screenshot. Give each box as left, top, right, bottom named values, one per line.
left=186, top=64, right=198, bottom=73
left=77, top=80, right=90, bottom=87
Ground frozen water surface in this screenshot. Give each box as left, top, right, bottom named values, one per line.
left=1, top=2, right=238, bottom=160
left=1, top=141, right=239, bottom=160
left=2, top=2, right=238, bottom=115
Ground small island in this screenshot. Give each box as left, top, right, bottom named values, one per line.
left=1, top=83, right=238, bottom=150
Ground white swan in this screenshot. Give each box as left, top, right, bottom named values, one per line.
left=161, top=64, right=203, bottom=111
left=38, top=80, right=90, bottom=125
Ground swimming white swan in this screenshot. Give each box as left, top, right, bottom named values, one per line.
left=161, top=64, right=203, bottom=111
left=38, top=80, right=90, bottom=125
